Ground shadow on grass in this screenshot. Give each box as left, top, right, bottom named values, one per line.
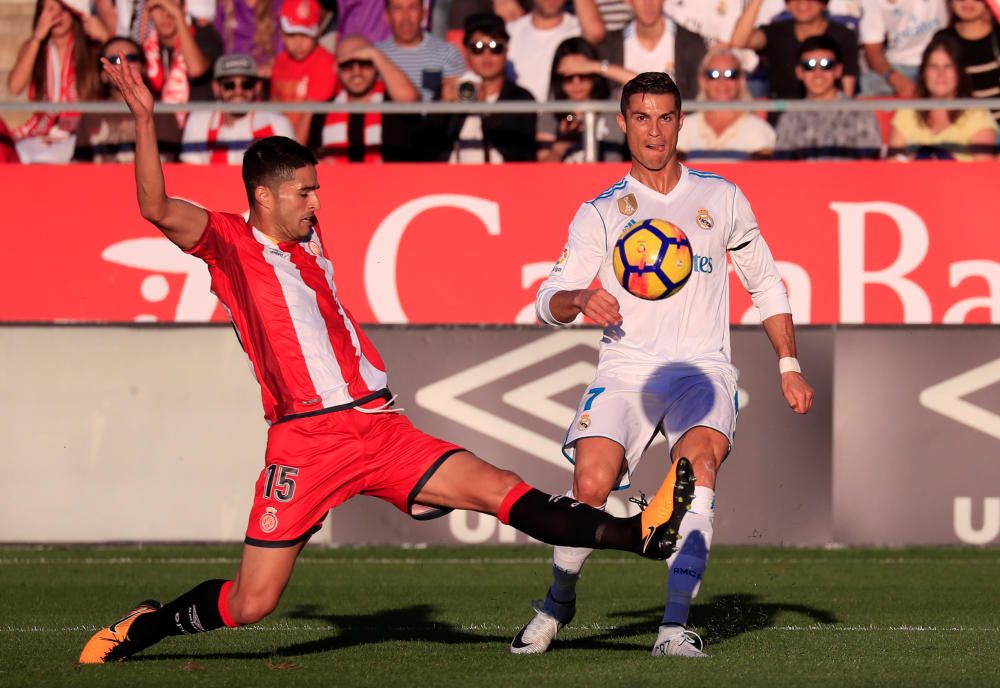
left=138, top=594, right=839, bottom=660
left=560, top=593, right=838, bottom=651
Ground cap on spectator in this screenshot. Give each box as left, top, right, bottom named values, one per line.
left=214, top=53, right=257, bottom=79
left=58, top=0, right=92, bottom=17
left=280, top=0, right=321, bottom=38
left=463, top=12, right=509, bottom=45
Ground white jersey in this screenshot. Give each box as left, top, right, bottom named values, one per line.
left=536, top=166, right=790, bottom=378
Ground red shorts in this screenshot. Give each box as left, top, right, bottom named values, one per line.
left=244, top=409, right=462, bottom=547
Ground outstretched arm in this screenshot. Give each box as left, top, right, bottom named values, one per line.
left=102, top=53, right=207, bottom=250
left=761, top=313, right=814, bottom=414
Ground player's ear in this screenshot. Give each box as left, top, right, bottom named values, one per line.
left=617, top=112, right=626, bottom=134
left=255, top=184, right=272, bottom=210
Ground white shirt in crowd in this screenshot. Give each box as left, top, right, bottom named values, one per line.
left=677, top=112, right=777, bottom=163
left=449, top=91, right=504, bottom=164
left=506, top=12, right=581, bottom=102
left=622, top=15, right=677, bottom=76
left=859, top=0, right=948, bottom=68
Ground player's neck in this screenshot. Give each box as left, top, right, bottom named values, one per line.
left=629, top=159, right=682, bottom=195
left=249, top=211, right=303, bottom=244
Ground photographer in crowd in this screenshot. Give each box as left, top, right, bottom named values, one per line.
left=446, top=12, right=538, bottom=163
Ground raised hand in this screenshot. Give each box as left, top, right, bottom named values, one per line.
left=32, top=1, right=62, bottom=41
left=101, top=52, right=154, bottom=120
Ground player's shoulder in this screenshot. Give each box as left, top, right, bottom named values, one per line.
left=587, top=175, right=630, bottom=208
left=684, top=166, right=743, bottom=198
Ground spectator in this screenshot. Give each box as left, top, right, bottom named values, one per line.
left=596, top=0, right=632, bottom=33
left=309, top=35, right=420, bottom=162
left=889, top=33, right=997, bottom=160
left=74, top=36, right=183, bottom=161
left=774, top=35, right=882, bottom=159
left=271, top=0, right=337, bottom=143
left=0, top=118, right=20, bottom=164
left=180, top=52, right=294, bottom=163
left=338, top=0, right=392, bottom=43
left=933, top=0, right=1000, bottom=124
left=731, top=0, right=859, bottom=100
left=860, top=0, right=948, bottom=97
left=141, top=0, right=223, bottom=103
left=7, top=0, right=105, bottom=163
left=537, top=37, right=623, bottom=162
left=506, top=0, right=606, bottom=102
left=214, top=0, right=282, bottom=76
left=760, top=0, right=862, bottom=32
left=111, top=0, right=216, bottom=41
left=446, top=12, right=537, bottom=163
left=678, top=47, right=777, bottom=162
left=377, top=0, right=465, bottom=101
left=600, top=0, right=676, bottom=80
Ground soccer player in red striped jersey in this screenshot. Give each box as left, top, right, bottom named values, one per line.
left=79, top=51, right=697, bottom=664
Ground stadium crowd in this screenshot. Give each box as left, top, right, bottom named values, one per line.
left=3, top=0, right=999, bottom=163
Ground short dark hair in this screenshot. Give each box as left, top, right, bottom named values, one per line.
left=797, top=34, right=841, bottom=62
left=620, top=72, right=682, bottom=116
left=463, top=11, right=508, bottom=44
left=242, top=136, right=317, bottom=206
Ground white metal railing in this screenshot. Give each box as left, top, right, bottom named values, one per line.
left=3, top=97, right=999, bottom=162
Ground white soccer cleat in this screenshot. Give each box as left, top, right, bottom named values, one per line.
left=510, top=602, right=565, bottom=655
left=650, top=626, right=708, bottom=658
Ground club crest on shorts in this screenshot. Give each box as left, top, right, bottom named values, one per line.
left=696, top=208, right=714, bottom=230
left=578, top=413, right=592, bottom=430
left=617, top=193, right=637, bottom=216
left=260, top=506, right=279, bottom=533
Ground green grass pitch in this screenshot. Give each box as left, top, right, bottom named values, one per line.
left=1, top=546, right=997, bottom=687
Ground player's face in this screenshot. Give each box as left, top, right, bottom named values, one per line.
left=618, top=92, right=682, bottom=172
left=700, top=55, right=742, bottom=102
left=950, top=0, right=989, bottom=22
left=796, top=49, right=841, bottom=98
left=385, top=0, right=423, bottom=44
left=271, top=165, right=321, bottom=239
left=924, top=48, right=959, bottom=98
left=786, top=0, right=825, bottom=23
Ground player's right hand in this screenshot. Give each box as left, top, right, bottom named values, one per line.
left=576, top=288, right=622, bottom=327
left=101, top=52, right=154, bottom=121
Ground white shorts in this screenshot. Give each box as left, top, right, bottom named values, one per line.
left=563, top=367, right=739, bottom=489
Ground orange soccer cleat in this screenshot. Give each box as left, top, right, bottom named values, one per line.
left=78, top=600, right=161, bottom=664
left=639, top=456, right=696, bottom=559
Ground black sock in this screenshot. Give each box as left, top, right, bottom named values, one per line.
left=127, top=579, right=229, bottom=652
left=506, top=489, right=641, bottom=553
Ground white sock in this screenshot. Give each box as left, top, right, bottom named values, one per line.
left=543, top=488, right=598, bottom=619
left=661, top=485, right=715, bottom=627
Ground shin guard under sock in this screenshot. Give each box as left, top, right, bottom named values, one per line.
left=126, top=579, right=233, bottom=651
left=499, top=485, right=641, bottom=553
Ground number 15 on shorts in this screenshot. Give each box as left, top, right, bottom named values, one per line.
left=263, top=464, right=298, bottom=502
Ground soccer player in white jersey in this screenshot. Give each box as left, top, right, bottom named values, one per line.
left=78, top=53, right=697, bottom=665
left=510, top=72, right=814, bottom=658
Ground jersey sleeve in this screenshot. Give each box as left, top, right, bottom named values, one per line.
left=726, top=185, right=791, bottom=321
left=184, top=210, right=237, bottom=265
left=535, top=202, right=608, bottom=326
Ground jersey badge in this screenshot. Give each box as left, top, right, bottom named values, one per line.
left=307, top=240, right=322, bottom=256
left=696, top=208, right=714, bottom=230
left=260, top=506, right=279, bottom=533
left=551, top=247, right=569, bottom=275
left=617, top=193, right=637, bottom=216
left=578, top=413, right=592, bottom=431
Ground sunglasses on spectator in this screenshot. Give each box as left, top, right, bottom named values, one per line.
left=338, top=59, right=375, bottom=71
left=704, top=68, right=740, bottom=80
left=104, top=53, right=143, bottom=65
left=219, top=77, right=258, bottom=91
left=467, top=39, right=506, bottom=55
left=799, top=57, right=837, bottom=71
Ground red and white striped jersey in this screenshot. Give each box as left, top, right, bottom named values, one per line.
left=180, top=111, right=295, bottom=165
left=187, top=211, right=388, bottom=423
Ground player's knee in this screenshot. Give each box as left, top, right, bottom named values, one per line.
left=230, top=590, right=281, bottom=625
left=687, top=453, right=721, bottom=484
left=573, top=472, right=615, bottom=506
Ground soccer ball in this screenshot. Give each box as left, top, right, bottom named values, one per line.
left=612, top=219, right=693, bottom=300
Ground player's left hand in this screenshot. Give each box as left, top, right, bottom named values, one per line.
left=781, top=371, right=813, bottom=414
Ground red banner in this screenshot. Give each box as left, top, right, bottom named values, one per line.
left=2, top=162, right=998, bottom=324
